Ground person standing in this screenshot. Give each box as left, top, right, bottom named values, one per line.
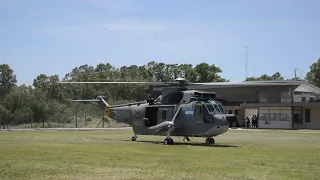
left=255, top=114, right=259, bottom=128
left=251, top=115, right=256, bottom=128
left=246, top=116, right=250, bottom=127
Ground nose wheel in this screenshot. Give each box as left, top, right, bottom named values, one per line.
left=164, top=137, right=174, bottom=145
left=206, top=137, right=215, bottom=145
left=131, top=136, right=137, bottom=141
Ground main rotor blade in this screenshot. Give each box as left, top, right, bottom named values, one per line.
left=57, top=81, right=172, bottom=85
left=186, top=82, right=232, bottom=85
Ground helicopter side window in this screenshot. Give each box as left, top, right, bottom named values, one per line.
left=195, top=105, right=199, bottom=115
left=194, top=104, right=202, bottom=117
left=199, top=105, right=202, bottom=114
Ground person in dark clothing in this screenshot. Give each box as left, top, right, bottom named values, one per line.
left=252, top=115, right=258, bottom=128
left=255, top=115, right=259, bottom=128
left=246, top=117, right=250, bottom=127
left=251, top=115, right=255, bottom=128
left=253, top=115, right=258, bottom=128
left=255, top=115, right=258, bottom=128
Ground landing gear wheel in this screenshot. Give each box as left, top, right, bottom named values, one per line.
left=131, top=136, right=137, bottom=141
left=205, top=138, right=210, bottom=145
left=164, top=138, right=173, bottom=145
left=206, top=137, right=215, bottom=145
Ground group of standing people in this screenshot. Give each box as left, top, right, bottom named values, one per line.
left=246, top=115, right=258, bottom=128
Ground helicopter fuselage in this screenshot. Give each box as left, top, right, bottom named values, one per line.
left=108, top=100, right=230, bottom=138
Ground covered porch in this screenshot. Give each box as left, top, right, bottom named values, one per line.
left=240, top=102, right=320, bottom=129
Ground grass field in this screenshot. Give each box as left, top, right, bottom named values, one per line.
left=0, top=129, right=320, bottom=180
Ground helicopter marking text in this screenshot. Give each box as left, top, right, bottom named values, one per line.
left=113, top=110, right=131, bottom=119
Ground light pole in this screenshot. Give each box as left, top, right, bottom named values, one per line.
left=245, top=45, right=249, bottom=79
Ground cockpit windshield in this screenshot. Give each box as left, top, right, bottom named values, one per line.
left=199, top=102, right=224, bottom=114
left=217, top=104, right=225, bottom=113
left=212, top=104, right=221, bottom=113
left=205, top=104, right=215, bottom=113
left=208, top=100, right=225, bottom=113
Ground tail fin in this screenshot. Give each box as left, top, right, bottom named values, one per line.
left=71, top=96, right=111, bottom=118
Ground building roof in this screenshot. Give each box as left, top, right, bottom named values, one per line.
left=187, top=80, right=320, bottom=95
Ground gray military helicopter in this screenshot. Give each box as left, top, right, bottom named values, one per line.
left=59, top=78, right=234, bottom=145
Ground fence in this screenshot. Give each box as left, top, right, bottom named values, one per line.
left=0, top=103, right=129, bottom=130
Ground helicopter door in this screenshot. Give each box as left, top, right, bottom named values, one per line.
left=194, top=104, right=203, bottom=123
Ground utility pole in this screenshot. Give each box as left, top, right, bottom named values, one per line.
left=245, top=45, right=249, bottom=79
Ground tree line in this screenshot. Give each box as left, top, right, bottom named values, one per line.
left=1, top=59, right=320, bottom=127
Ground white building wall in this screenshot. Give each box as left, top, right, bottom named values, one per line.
left=297, top=107, right=320, bottom=129
left=259, top=120, right=292, bottom=129
left=245, top=108, right=258, bottom=118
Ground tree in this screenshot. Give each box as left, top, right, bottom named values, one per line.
left=305, top=58, right=320, bottom=87
left=245, top=72, right=284, bottom=81
left=0, top=64, right=17, bottom=100
left=0, top=61, right=232, bottom=126
left=2, top=85, right=34, bottom=124
left=194, top=63, right=228, bottom=82
left=33, top=74, right=66, bottom=102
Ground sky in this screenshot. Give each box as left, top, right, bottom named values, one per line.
left=0, top=0, right=319, bottom=85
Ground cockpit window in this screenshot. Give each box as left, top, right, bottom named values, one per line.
left=214, top=101, right=225, bottom=113
left=203, top=104, right=215, bottom=113
left=202, top=104, right=209, bottom=114
left=206, top=104, right=214, bottom=112
left=217, top=104, right=224, bottom=113
left=212, top=104, right=221, bottom=113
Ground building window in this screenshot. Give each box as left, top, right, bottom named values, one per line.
left=162, top=110, right=167, bottom=120
left=281, top=91, right=292, bottom=103
left=305, top=109, right=311, bottom=123
left=294, top=114, right=303, bottom=124
left=280, top=114, right=287, bottom=121
left=270, top=113, right=275, bottom=120
left=259, top=92, right=268, bottom=103
left=286, top=114, right=291, bottom=121
left=258, top=114, right=264, bottom=120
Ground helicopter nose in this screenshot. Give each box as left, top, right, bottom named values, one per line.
left=213, top=114, right=229, bottom=126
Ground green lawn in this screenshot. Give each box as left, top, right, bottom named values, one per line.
left=0, top=129, right=320, bottom=180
